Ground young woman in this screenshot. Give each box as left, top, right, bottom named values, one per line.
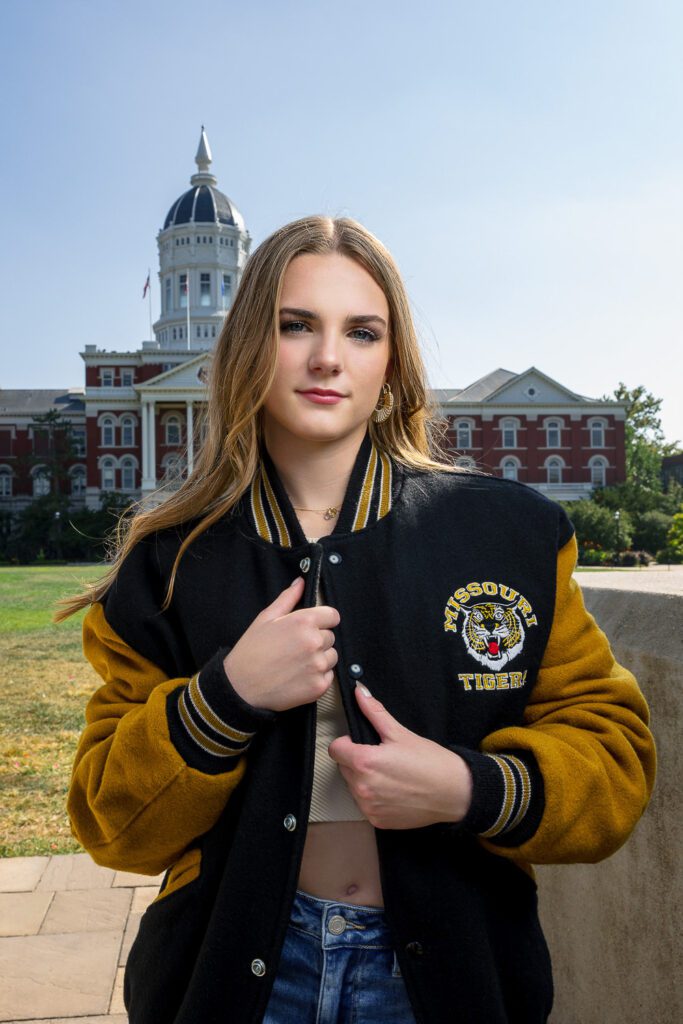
left=60, top=215, right=656, bottom=1024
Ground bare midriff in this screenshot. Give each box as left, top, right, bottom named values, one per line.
left=296, top=518, right=385, bottom=909
left=297, top=819, right=385, bottom=908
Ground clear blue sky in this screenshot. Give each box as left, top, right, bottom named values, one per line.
left=2, top=0, right=682, bottom=445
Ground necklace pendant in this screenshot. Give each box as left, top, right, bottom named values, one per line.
left=324, top=507, right=337, bottom=520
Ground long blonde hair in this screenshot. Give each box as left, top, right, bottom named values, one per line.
left=54, top=214, right=464, bottom=622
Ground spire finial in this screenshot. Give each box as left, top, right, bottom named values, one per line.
left=195, top=126, right=212, bottom=175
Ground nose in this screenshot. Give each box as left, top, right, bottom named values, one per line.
left=308, top=329, right=343, bottom=376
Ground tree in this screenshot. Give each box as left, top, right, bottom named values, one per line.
left=560, top=499, right=632, bottom=553
left=596, top=384, right=681, bottom=514
left=14, top=408, right=81, bottom=499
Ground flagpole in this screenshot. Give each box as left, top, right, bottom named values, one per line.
left=186, top=267, right=191, bottom=350
left=147, top=267, right=153, bottom=341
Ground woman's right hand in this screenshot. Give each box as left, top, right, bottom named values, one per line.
left=222, top=577, right=340, bottom=713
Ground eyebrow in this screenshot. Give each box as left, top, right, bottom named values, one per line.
left=279, top=307, right=387, bottom=328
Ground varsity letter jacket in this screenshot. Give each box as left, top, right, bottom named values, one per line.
left=67, top=427, right=656, bottom=1024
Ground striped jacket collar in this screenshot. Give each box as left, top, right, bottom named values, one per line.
left=246, top=427, right=398, bottom=548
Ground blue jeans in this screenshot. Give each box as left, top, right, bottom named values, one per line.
left=262, top=888, right=418, bottom=1024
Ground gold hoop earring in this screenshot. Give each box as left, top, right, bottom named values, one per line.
left=372, top=382, right=394, bottom=423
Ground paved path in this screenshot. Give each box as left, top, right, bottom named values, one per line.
left=0, top=853, right=163, bottom=1023
left=576, top=563, right=683, bottom=596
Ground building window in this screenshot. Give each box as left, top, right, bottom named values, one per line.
left=501, top=458, right=518, bottom=481
left=546, top=458, right=563, bottom=484
left=0, top=469, right=12, bottom=497
left=590, top=457, right=607, bottom=488
left=456, top=420, right=472, bottom=449
left=101, top=368, right=114, bottom=387
left=590, top=420, right=606, bottom=447
left=33, top=469, right=50, bottom=496
left=101, top=458, right=116, bottom=490
left=200, top=272, right=211, bottom=306
left=166, top=415, right=181, bottom=445
left=501, top=419, right=518, bottom=448
left=546, top=419, right=562, bottom=448
left=121, top=459, right=136, bottom=490
left=121, top=369, right=133, bottom=387
left=455, top=456, right=476, bottom=469
left=179, top=273, right=188, bottom=308
left=172, top=328, right=177, bottom=341
left=121, top=417, right=136, bottom=446
left=101, top=417, right=115, bottom=446
left=70, top=466, right=86, bottom=496
left=197, top=324, right=202, bottom=338
left=212, top=325, right=216, bottom=337
left=71, top=427, right=86, bottom=456
left=165, top=277, right=171, bottom=312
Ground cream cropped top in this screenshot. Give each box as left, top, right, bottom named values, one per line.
left=306, top=538, right=366, bottom=823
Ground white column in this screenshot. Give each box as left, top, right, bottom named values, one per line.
left=141, top=400, right=149, bottom=484
left=186, top=400, right=194, bottom=475
left=148, top=400, right=157, bottom=485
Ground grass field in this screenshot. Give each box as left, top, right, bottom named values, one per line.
left=0, top=564, right=108, bottom=858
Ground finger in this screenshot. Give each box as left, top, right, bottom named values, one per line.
left=256, top=577, right=305, bottom=622
left=355, top=683, right=401, bottom=742
left=318, top=628, right=337, bottom=651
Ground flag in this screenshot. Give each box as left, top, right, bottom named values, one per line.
left=142, top=272, right=150, bottom=298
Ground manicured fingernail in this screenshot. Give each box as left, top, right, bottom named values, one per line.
left=290, top=576, right=302, bottom=586
left=356, top=682, right=372, bottom=697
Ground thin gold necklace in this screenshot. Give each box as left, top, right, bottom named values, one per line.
left=291, top=505, right=339, bottom=521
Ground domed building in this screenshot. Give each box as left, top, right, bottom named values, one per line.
left=0, top=128, right=628, bottom=516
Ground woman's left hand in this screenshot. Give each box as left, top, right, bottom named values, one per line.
left=327, top=683, right=473, bottom=830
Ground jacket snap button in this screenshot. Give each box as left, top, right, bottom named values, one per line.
left=405, top=941, right=424, bottom=956
left=299, top=557, right=310, bottom=572
left=328, top=914, right=347, bottom=935
left=251, top=958, right=266, bottom=976
left=283, top=814, right=297, bottom=831
left=328, top=552, right=342, bottom=565
left=348, top=663, right=363, bottom=678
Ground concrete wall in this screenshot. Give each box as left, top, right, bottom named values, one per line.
left=537, top=587, right=682, bottom=1023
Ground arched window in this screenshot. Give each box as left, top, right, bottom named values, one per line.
left=121, top=416, right=136, bottom=447
left=456, top=420, right=472, bottom=449
left=101, top=417, right=115, bottom=447
left=501, top=458, right=519, bottom=481
left=500, top=418, right=518, bottom=448
left=545, top=419, right=562, bottom=448
left=163, top=453, right=186, bottom=486
left=121, top=458, right=136, bottom=490
left=589, top=456, right=608, bottom=488
left=546, top=457, right=563, bottom=485
left=101, top=458, right=116, bottom=491
left=165, top=415, right=181, bottom=446
left=0, top=467, right=12, bottom=497
left=589, top=419, right=606, bottom=448
left=32, top=467, right=50, bottom=496
left=455, top=455, right=476, bottom=469
left=70, top=466, right=86, bottom=496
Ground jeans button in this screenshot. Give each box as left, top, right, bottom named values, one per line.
left=328, top=552, right=342, bottom=565
left=405, top=940, right=423, bottom=956
left=251, top=958, right=267, bottom=976
left=283, top=814, right=297, bottom=831
left=328, top=914, right=347, bottom=935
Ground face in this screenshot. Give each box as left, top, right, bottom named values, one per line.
left=262, top=252, right=392, bottom=448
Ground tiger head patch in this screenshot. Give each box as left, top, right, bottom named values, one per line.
left=444, top=582, right=538, bottom=670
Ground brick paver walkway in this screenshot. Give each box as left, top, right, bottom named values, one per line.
left=0, top=853, right=163, bottom=1023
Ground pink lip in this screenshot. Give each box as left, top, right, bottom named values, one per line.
left=299, top=391, right=344, bottom=403
left=297, top=389, right=346, bottom=404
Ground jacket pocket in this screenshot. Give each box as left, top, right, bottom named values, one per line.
left=152, top=845, right=202, bottom=905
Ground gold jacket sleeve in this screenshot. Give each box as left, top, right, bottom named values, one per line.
left=478, top=532, right=657, bottom=864
left=67, top=602, right=262, bottom=876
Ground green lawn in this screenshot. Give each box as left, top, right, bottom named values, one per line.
left=0, top=564, right=109, bottom=858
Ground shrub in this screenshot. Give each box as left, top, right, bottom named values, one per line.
left=655, top=547, right=683, bottom=565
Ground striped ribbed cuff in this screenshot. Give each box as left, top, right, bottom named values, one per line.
left=451, top=745, right=545, bottom=847
left=166, top=646, right=277, bottom=775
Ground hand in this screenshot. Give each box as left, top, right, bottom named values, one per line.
left=328, top=683, right=473, bottom=829
left=223, top=577, right=340, bottom=713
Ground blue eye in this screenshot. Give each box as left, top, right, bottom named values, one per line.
left=279, top=321, right=378, bottom=343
